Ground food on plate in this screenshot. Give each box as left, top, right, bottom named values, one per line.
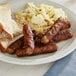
left=12, top=20, right=22, bottom=37
left=0, top=3, right=22, bottom=52
left=23, top=24, right=34, bottom=55
left=23, top=24, right=34, bottom=49
left=15, top=2, right=68, bottom=34
left=53, top=29, right=73, bottom=42
left=60, top=18, right=71, bottom=30
left=7, top=37, right=24, bottom=54
left=0, top=2, right=73, bottom=57
left=16, top=43, right=57, bottom=57
left=34, top=17, right=71, bottom=45
left=41, top=17, right=69, bottom=44
left=0, top=38, right=9, bottom=52
left=0, top=20, right=22, bottom=53
left=13, top=20, right=73, bottom=57
left=0, top=3, right=13, bottom=39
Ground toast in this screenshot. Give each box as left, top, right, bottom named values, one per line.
left=0, top=3, right=13, bottom=39
left=0, top=19, right=23, bottom=53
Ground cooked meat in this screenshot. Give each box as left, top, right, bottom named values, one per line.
left=41, top=17, right=71, bottom=44
left=41, top=18, right=63, bottom=44
left=16, top=43, right=57, bottom=57
left=53, top=29, right=73, bottom=42
left=60, top=18, right=71, bottom=30
left=23, top=24, right=34, bottom=55
left=7, top=37, right=24, bottom=54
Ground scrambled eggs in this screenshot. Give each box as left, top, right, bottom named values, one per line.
left=15, top=2, right=68, bottom=33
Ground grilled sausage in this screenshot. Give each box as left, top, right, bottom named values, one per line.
left=7, top=37, right=24, bottom=54
left=16, top=43, right=57, bottom=57
left=41, top=18, right=71, bottom=44
left=41, top=18, right=64, bottom=44
left=53, top=29, right=73, bottom=42
left=60, top=18, right=71, bottom=30
left=23, top=24, right=34, bottom=55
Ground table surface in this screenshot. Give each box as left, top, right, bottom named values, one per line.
left=0, top=0, right=76, bottom=76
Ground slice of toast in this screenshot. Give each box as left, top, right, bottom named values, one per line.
left=0, top=19, right=23, bottom=53
left=0, top=3, right=13, bottom=39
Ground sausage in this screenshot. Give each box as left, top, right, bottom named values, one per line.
left=33, top=43, right=57, bottom=55
left=16, top=43, right=57, bottom=57
left=41, top=18, right=71, bottom=44
left=60, top=18, right=71, bottom=30
left=16, top=47, right=34, bottom=57
left=7, top=37, right=24, bottom=54
left=41, top=18, right=64, bottom=44
left=53, top=29, right=73, bottom=42
left=16, top=48, right=26, bottom=57
left=23, top=24, right=34, bottom=55
left=55, top=17, right=71, bottom=30
left=23, top=24, right=34, bottom=49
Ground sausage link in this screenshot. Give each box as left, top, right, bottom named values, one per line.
left=16, top=48, right=26, bottom=57
left=16, top=43, right=57, bottom=57
left=53, top=29, right=73, bottom=42
left=33, top=43, right=57, bottom=55
left=41, top=18, right=64, bottom=44
left=7, top=37, right=24, bottom=54
left=60, top=18, right=71, bottom=30
left=41, top=18, right=71, bottom=44
left=23, top=24, right=34, bottom=55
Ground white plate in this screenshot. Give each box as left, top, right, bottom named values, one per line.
left=0, top=0, right=76, bottom=65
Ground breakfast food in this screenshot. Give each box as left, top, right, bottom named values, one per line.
left=53, top=29, right=73, bottom=42
left=60, top=18, right=71, bottom=30
left=0, top=20, right=22, bottom=52
left=14, top=18, right=73, bottom=57
left=15, top=2, right=68, bottom=34
left=16, top=43, right=57, bottom=57
left=0, top=3, right=13, bottom=39
left=23, top=24, right=34, bottom=55
left=0, top=2, right=73, bottom=57
left=7, top=37, right=24, bottom=54
left=23, top=24, right=34, bottom=49
left=0, top=3, right=22, bottom=52
left=41, top=17, right=71, bottom=44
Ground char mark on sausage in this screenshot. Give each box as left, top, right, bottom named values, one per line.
left=53, top=29, right=73, bottom=42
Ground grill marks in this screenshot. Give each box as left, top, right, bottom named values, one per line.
left=53, top=29, right=73, bottom=42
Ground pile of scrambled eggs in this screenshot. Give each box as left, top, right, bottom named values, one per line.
left=15, top=2, right=68, bottom=33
